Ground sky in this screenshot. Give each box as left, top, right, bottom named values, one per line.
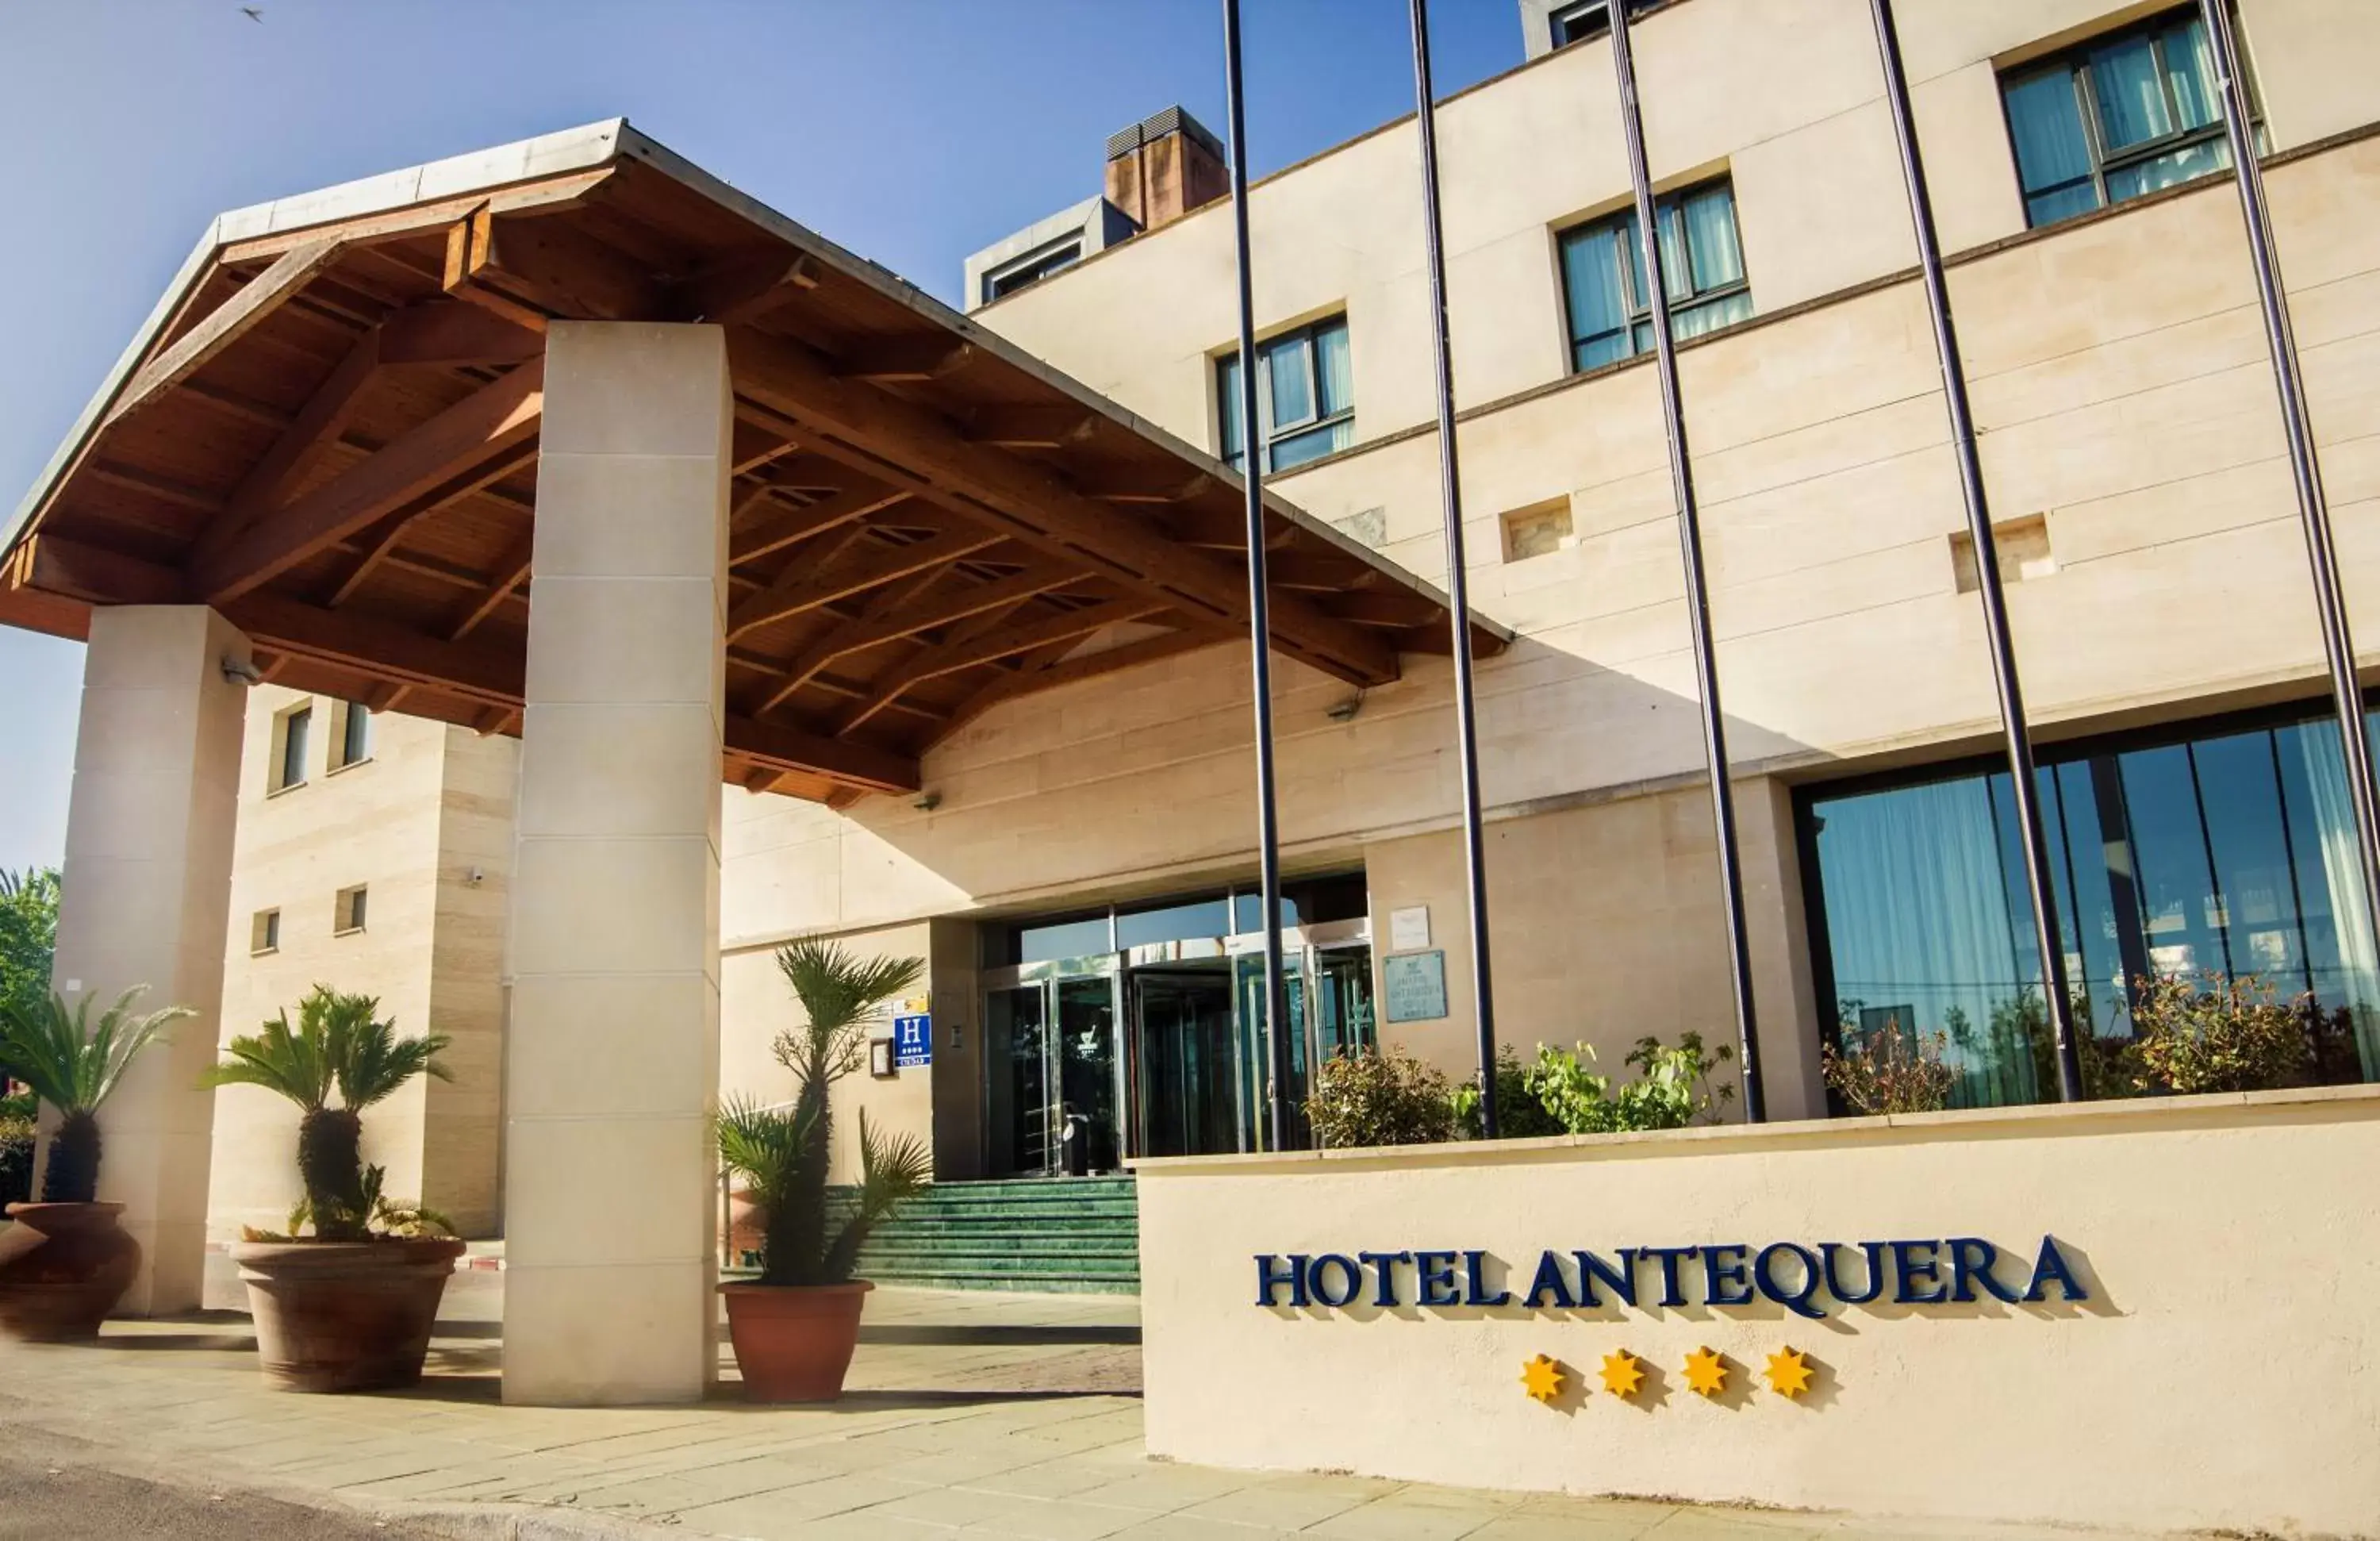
left=0, top=0, right=1522, bottom=874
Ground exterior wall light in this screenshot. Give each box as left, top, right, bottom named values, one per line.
left=914, top=791, right=942, bottom=813
left=1326, top=694, right=1364, bottom=723
left=220, top=655, right=264, bottom=686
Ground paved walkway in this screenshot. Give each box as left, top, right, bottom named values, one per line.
left=0, top=1262, right=2192, bottom=1540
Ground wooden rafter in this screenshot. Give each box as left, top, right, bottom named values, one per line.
left=965, top=404, right=1098, bottom=450
left=839, top=339, right=973, bottom=383
left=447, top=526, right=535, bottom=641
left=192, top=358, right=545, bottom=605
left=217, top=325, right=384, bottom=544
left=322, top=439, right=539, bottom=607
left=378, top=300, right=544, bottom=366
left=667, top=249, right=816, bottom=326
left=731, top=482, right=909, bottom=566
left=832, top=596, right=1170, bottom=736
left=727, top=514, right=1004, bottom=639
left=935, top=629, right=1225, bottom=743
left=724, top=329, right=1399, bottom=686
left=451, top=205, right=658, bottom=322
left=752, top=561, right=1079, bottom=716
left=106, top=240, right=346, bottom=426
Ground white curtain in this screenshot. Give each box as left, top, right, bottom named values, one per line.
left=2294, top=722, right=2380, bottom=1074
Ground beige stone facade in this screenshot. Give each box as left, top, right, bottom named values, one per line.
left=209, top=686, right=515, bottom=1240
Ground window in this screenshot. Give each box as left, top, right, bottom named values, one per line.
left=328, top=701, right=372, bottom=771
left=1800, top=703, right=2380, bottom=1112
left=1557, top=179, right=1750, bottom=374
left=1999, top=8, right=2238, bottom=229
left=1548, top=0, right=1659, bottom=48
left=334, top=885, right=368, bottom=936
left=270, top=703, right=311, bottom=793
left=1217, top=315, right=1353, bottom=475
left=983, top=238, right=1083, bottom=304
left=1501, top=497, right=1576, bottom=563
left=250, top=909, right=280, bottom=955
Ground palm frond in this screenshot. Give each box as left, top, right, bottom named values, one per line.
left=715, top=1095, right=819, bottom=1216
left=774, top=939, right=925, bottom=1039
left=823, top=1109, right=931, bottom=1283
left=0, top=986, right=187, bottom=1116
left=332, top=999, right=451, bottom=1110
left=203, top=1007, right=335, bottom=1111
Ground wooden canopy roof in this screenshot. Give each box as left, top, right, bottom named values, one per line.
left=0, top=121, right=1505, bottom=804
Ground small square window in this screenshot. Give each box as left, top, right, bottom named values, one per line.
left=250, top=909, right=280, bottom=955
left=334, top=885, right=368, bottom=936
left=1502, top=498, right=1576, bottom=563
left=328, top=701, right=373, bottom=772
left=269, top=703, right=312, bottom=794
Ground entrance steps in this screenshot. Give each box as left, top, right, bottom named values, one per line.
left=839, top=1175, right=1140, bottom=1294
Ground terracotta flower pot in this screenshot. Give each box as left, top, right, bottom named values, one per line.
left=720, top=1279, right=873, bottom=1401
left=230, top=1235, right=466, bottom=1393
left=0, top=1202, right=141, bottom=1343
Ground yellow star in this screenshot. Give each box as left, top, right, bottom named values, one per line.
left=1764, top=1346, right=1814, bottom=1399
left=1519, top=1354, right=1564, bottom=1404
left=1683, top=1346, right=1728, bottom=1397
left=1598, top=1350, right=1645, bottom=1399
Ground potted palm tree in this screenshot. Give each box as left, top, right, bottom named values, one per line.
left=0, top=987, right=188, bottom=1341
left=716, top=938, right=929, bottom=1401
left=204, top=986, right=462, bottom=1393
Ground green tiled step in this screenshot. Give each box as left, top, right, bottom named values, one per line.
left=824, top=1176, right=1141, bottom=1295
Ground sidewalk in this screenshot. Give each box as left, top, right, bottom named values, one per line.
left=0, top=1261, right=2192, bottom=1540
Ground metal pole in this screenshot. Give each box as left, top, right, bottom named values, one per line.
left=1868, top=0, right=2083, bottom=1101
left=1404, top=0, right=1500, bottom=1137
left=1607, top=6, right=1765, bottom=1120
left=2198, top=0, right=2380, bottom=958
left=1221, top=0, right=1293, bottom=1155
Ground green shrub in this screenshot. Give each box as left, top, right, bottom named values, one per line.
left=1449, top=1046, right=1564, bottom=1139
left=1822, top=1015, right=1956, bottom=1114
left=1464, top=1034, right=1737, bottom=1137
left=1307, top=1046, right=1455, bottom=1149
left=2121, top=972, right=2312, bottom=1095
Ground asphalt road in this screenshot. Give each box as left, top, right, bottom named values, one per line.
left=0, top=1424, right=450, bottom=1540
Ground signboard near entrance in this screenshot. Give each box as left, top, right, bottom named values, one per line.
left=892, top=1013, right=933, bottom=1068
left=1382, top=950, right=1448, bottom=1023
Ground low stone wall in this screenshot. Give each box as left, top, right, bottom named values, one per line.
left=1133, top=1086, right=2380, bottom=1535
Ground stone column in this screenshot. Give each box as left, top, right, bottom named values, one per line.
left=1736, top=774, right=1828, bottom=1122
left=502, top=323, right=728, bottom=1405
left=48, top=605, right=250, bottom=1316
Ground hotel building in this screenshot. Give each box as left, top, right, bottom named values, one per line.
left=6, top=3, right=2380, bottom=1522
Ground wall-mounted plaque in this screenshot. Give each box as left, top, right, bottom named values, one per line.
left=1382, top=949, right=1449, bottom=1024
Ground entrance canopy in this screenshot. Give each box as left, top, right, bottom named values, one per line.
left=1, top=121, right=1506, bottom=803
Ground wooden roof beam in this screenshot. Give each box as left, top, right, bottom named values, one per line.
left=106, top=240, right=346, bottom=426
left=446, top=525, right=535, bottom=642
left=322, top=438, right=540, bottom=607
left=753, top=561, right=1079, bottom=716
left=212, top=324, right=384, bottom=556
left=191, top=358, right=544, bottom=605
left=965, top=404, right=1098, bottom=451
left=724, top=329, right=1398, bottom=686
left=668, top=250, right=816, bottom=327
left=832, top=597, right=1169, bottom=736
left=730, top=482, right=912, bottom=567
left=837, top=339, right=973, bottom=384
left=931, top=629, right=1226, bottom=744
left=451, top=205, right=659, bottom=322
left=727, top=516, right=1004, bottom=640
left=378, top=300, right=544, bottom=366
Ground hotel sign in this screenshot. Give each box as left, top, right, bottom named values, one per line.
left=1253, top=1236, right=2086, bottom=1318
left=1381, top=950, right=1449, bottom=1023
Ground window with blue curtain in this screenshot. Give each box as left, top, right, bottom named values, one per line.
left=1802, top=702, right=2380, bottom=1110
left=1998, top=8, right=2241, bottom=229
left=1217, top=315, right=1353, bottom=475
left=1556, top=179, right=1750, bottom=375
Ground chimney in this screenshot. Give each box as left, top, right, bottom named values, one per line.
left=1104, top=106, right=1230, bottom=234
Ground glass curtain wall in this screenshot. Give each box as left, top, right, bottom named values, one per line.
left=1803, top=705, right=2380, bottom=1108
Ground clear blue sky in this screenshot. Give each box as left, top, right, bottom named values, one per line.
left=0, top=0, right=1520, bottom=874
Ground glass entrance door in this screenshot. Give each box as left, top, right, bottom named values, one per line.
left=985, top=984, right=1054, bottom=1176
left=1054, top=977, right=1122, bottom=1174
left=1233, top=952, right=1308, bottom=1151
left=1128, top=966, right=1238, bottom=1158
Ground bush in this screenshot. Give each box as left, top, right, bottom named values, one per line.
left=2121, top=972, right=2312, bottom=1095
left=1449, top=1046, right=1565, bottom=1139
left=1307, top=1046, right=1455, bottom=1149
left=1822, top=1015, right=1956, bottom=1114
left=1518, top=1034, right=1736, bottom=1135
